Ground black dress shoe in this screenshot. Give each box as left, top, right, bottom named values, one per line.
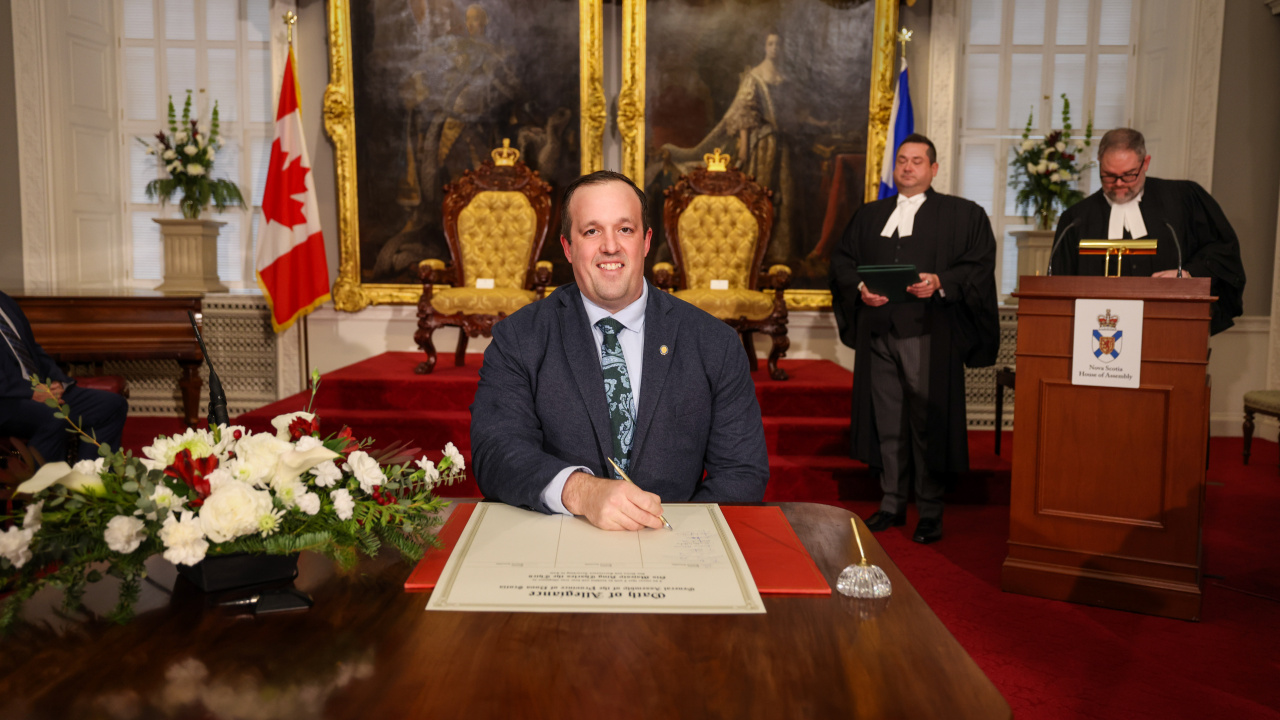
left=912, top=518, right=943, bottom=544
left=865, top=510, right=907, bottom=532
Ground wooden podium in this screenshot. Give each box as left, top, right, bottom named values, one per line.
left=1002, top=276, right=1213, bottom=621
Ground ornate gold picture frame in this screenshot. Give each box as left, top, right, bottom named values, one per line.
left=326, top=0, right=897, bottom=312
left=326, top=0, right=604, bottom=311
left=623, top=0, right=899, bottom=310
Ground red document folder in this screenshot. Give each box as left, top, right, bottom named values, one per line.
left=404, top=504, right=831, bottom=595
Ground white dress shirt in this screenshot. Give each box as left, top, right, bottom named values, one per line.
left=540, top=283, right=648, bottom=515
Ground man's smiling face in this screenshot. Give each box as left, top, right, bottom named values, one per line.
left=560, top=180, right=652, bottom=313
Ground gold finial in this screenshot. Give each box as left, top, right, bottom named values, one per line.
left=491, top=138, right=520, bottom=166
left=897, top=28, right=913, bottom=58
left=704, top=148, right=730, bottom=172
left=283, top=11, right=297, bottom=45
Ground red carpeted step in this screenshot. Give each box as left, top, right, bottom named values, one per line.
left=761, top=416, right=850, bottom=455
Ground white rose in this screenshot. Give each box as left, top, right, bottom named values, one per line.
left=332, top=488, right=355, bottom=521
left=228, top=433, right=292, bottom=486
left=297, top=492, right=321, bottom=516
left=206, top=148, right=216, bottom=162
left=186, top=164, right=205, bottom=176
left=344, top=451, right=383, bottom=494
left=0, top=526, right=34, bottom=568
left=159, top=512, right=208, bottom=567
left=1037, top=160, right=1050, bottom=173
left=22, top=500, right=43, bottom=532
left=1050, top=172, right=1062, bottom=182
left=1047, top=161, right=1059, bottom=171
left=1055, top=141, right=1066, bottom=152
left=104, top=515, right=147, bottom=554
left=1020, top=139, right=1035, bottom=152
left=295, top=435, right=323, bottom=452
left=162, top=149, right=177, bottom=160
left=443, top=442, right=466, bottom=472
left=183, top=144, right=198, bottom=156
left=175, top=131, right=188, bottom=143
left=272, top=412, right=317, bottom=441
left=198, top=483, right=274, bottom=543
left=311, top=460, right=343, bottom=488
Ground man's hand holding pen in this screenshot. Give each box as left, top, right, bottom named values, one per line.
left=562, top=470, right=667, bottom=531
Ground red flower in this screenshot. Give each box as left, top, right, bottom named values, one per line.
left=332, top=426, right=359, bottom=457
left=164, top=449, right=219, bottom=499
left=288, top=415, right=319, bottom=442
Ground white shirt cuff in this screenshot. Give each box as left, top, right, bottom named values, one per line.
left=542, top=465, right=590, bottom=515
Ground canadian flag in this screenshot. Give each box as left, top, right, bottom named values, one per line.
left=255, top=49, right=330, bottom=332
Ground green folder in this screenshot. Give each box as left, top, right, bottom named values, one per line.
left=858, top=264, right=923, bottom=303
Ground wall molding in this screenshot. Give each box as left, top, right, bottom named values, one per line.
left=1185, top=0, right=1225, bottom=190
left=926, top=0, right=958, bottom=194
left=12, top=0, right=53, bottom=291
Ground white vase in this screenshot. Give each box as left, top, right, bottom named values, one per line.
left=154, top=218, right=229, bottom=293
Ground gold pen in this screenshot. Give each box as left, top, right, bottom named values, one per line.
left=607, top=457, right=674, bottom=531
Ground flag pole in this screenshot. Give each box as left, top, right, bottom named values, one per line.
left=282, top=9, right=309, bottom=392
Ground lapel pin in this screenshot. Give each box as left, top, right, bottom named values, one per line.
left=660, top=345, right=669, bottom=356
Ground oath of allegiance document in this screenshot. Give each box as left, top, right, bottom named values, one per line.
left=426, top=503, right=766, bottom=614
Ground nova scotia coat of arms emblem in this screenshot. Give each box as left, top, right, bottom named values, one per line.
left=1092, top=309, right=1122, bottom=362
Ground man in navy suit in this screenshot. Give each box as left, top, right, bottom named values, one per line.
left=470, top=170, right=769, bottom=530
left=0, top=290, right=128, bottom=464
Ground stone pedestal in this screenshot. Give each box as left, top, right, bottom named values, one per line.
left=1009, top=229, right=1056, bottom=304
left=154, top=218, right=228, bottom=293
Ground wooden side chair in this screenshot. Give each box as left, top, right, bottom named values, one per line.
left=1243, top=390, right=1280, bottom=473
left=414, top=140, right=553, bottom=374
left=653, top=150, right=791, bottom=380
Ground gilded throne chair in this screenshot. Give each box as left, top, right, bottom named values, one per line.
left=654, top=150, right=791, bottom=380
left=414, top=141, right=553, bottom=374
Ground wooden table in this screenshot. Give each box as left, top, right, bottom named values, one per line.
left=0, top=503, right=1009, bottom=719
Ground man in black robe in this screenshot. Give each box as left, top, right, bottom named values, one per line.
left=830, top=134, right=1000, bottom=544
left=1049, top=127, right=1245, bottom=334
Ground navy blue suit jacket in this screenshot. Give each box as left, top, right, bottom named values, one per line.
left=0, top=291, right=71, bottom=399
left=470, top=281, right=769, bottom=514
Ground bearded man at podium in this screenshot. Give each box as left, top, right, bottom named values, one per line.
left=1047, top=127, right=1246, bottom=334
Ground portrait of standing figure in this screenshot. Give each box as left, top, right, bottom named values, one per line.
left=351, top=0, right=581, bottom=284
left=645, top=0, right=875, bottom=289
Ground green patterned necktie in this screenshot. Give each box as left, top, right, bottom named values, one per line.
left=596, top=318, right=635, bottom=476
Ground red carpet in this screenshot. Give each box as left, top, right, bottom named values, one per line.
left=122, top=352, right=1280, bottom=719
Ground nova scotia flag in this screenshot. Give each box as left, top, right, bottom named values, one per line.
left=878, top=57, right=915, bottom=199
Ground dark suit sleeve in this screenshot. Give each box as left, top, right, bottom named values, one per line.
left=0, top=294, right=71, bottom=399
left=469, top=318, right=579, bottom=514
left=689, top=324, right=769, bottom=503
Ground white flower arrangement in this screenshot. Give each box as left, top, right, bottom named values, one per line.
left=1009, top=94, right=1095, bottom=230
left=0, top=376, right=464, bottom=630
left=137, top=90, right=244, bottom=220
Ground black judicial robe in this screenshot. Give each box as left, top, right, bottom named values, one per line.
left=1049, top=177, right=1246, bottom=334
left=830, top=189, right=1000, bottom=474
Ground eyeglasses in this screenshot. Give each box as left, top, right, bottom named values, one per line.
left=1100, top=168, right=1142, bottom=184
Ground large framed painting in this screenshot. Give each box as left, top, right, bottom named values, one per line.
left=621, top=0, right=899, bottom=308
left=326, top=0, right=606, bottom=310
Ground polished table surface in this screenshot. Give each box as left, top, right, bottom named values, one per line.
left=0, top=503, right=1009, bottom=719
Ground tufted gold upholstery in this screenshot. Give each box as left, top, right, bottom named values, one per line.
left=659, top=162, right=791, bottom=380
left=674, top=288, right=774, bottom=321
left=414, top=155, right=552, bottom=374
left=431, top=287, right=537, bottom=317
left=677, top=196, right=759, bottom=291
left=457, top=191, right=537, bottom=289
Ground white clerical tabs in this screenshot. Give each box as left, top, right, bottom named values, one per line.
left=709, top=279, right=729, bottom=290
left=427, top=503, right=765, bottom=614
left=1071, top=299, right=1143, bottom=389
left=475, top=278, right=495, bottom=289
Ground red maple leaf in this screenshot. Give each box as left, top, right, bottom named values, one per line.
left=261, top=138, right=310, bottom=229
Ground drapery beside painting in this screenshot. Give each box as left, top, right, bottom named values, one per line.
left=326, top=0, right=899, bottom=310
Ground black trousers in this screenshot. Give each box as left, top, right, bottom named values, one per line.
left=0, top=385, right=128, bottom=464
left=868, top=332, right=944, bottom=520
